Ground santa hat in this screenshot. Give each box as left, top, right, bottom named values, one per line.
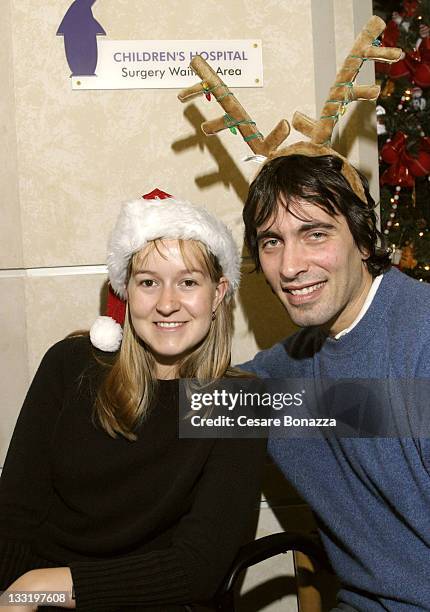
left=89, top=188, right=240, bottom=352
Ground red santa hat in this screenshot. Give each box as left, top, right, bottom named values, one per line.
left=89, top=188, right=240, bottom=352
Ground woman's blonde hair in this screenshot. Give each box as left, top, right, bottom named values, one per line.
left=94, top=239, right=237, bottom=440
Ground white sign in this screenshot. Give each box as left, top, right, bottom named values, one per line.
left=71, top=39, right=263, bottom=90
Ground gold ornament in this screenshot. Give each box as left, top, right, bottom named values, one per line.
left=400, top=244, right=418, bottom=270
left=381, top=79, right=395, bottom=98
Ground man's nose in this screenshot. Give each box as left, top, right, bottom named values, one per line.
left=279, top=244, right=309, bottom=280
left=156, top=286, right=181, bottom=315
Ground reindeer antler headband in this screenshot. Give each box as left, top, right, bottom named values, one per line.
left=178, top=15, right=402, bottom=203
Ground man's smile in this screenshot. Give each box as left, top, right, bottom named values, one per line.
left=283, top=281, right=327, bottom=295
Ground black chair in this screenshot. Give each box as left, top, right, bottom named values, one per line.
left=213, top=531, right=329, bottom=611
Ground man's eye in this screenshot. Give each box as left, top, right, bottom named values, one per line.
left=310, top=232, right=326, bottom=240
left=261, top=238, right=280, bottom=249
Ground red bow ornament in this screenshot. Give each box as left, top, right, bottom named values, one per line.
left=380, top=132, right=415, bottom=187
left=404, top=137, right=430, bottom=177
left=381, top=133, right=430, bottom=186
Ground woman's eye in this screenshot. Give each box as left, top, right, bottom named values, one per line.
left=139, top=279, right=156, bottom=287
left=182, top=279, right=198, bottom=288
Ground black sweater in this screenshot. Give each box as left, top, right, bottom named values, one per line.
left=0, top=337, right=266, bottom=611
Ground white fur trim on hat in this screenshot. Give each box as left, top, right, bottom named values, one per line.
left=90, top=316, right=123, bottom=352
left=107, top=198, right=241, bottom=299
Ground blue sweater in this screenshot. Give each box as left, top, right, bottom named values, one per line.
left=241, top=268, right=430, bottom=611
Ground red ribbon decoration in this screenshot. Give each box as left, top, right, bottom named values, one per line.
left=421, top=136, right=430, bottom=152
left=419, top=32, right=430, bottom=63
left=375, top=20, right=400, bottom=75
left=383, top=19, right=400, bottom=47
left=380, top=132, right=430, bottom=187
left=380, top=160, right=415, bottom=187
left=381, top=132, right=407, bottom=165
left=404, top=149, right=430, bottom=177
left=402, top=0, right=419, bottom=17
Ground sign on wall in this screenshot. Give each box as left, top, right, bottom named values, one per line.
left=70, top=39, right=263, bottom=90
left=56, top=1, right=263, bottom=90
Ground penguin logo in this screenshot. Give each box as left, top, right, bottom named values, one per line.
left=57, top=0, right=106, bottom=76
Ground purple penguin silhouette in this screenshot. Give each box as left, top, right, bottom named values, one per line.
left=57, top=0, right=106, bottom=76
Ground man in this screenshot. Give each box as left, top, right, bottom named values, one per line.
left=241, top=153, right=430, bottom=611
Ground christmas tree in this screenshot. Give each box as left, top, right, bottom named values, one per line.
left=374, top=0, right=430, bottom=281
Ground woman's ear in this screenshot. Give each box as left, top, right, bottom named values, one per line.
left=212, top=277, right=229, bottom=310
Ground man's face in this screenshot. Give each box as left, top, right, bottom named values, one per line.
left=256, top=199, right=373, bottom=336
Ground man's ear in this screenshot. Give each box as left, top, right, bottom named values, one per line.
left=358, top=240, right=371, bottom=261
left=212, top=277, right=229, bottom=310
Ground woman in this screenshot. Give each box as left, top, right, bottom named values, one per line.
left=0, top=190, right=266, bottom=611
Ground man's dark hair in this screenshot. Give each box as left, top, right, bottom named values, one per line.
left=243, top=154, right=391, bottom=277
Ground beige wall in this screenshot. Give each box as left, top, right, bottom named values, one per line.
left=1, top=1, right=375, bottom=606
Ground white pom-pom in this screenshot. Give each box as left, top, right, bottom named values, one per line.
left=90, top=316, right=123, bottom=352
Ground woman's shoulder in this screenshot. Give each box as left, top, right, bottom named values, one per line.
left=44, top=334, right=92, bottom=361
left=39, top=334, right=115, bottom=381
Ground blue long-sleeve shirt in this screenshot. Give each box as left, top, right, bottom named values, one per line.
left=241, top=268, right=430, bottom=611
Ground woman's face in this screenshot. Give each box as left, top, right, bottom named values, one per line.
left=127, top=240, right=228, bottom=378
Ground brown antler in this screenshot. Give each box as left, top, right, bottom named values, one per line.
left=178, top=55, right=290, bottom=157
left=292, top=15, right=402, bottom=145
left=176, top=16, right=402, bottom=204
